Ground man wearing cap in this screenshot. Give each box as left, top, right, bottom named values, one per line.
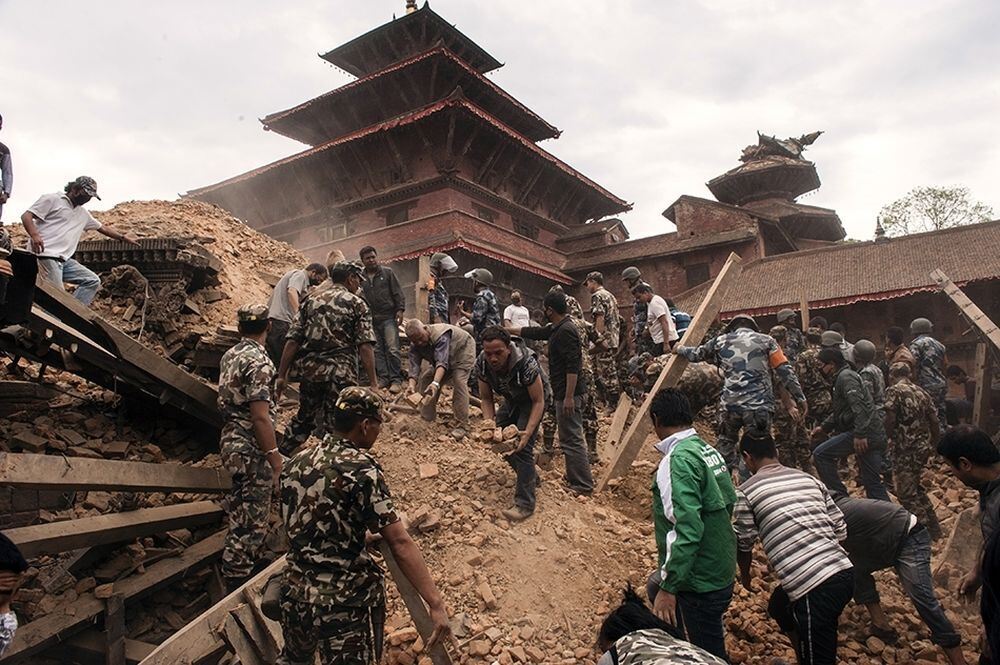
left=427, top=252, right=457, bottom=324
left=265, top=263, right=328, bottom=365
left=622, top=266, right=654, bottom=357
left=821, top=329, right=855, bottom=367
left=279, top=387, right=453, bottom=664
left=217, top=304, right=280, bottom=591
left=884, top=361, right=943, bottom=539
left=585, top=271, right=622, bottom=405
left=775, top=309, right=806, bottom=362
left=276, top=261, right=378, bottom=453
left=20, top=177, right=138, bottom=305
left=909, top=317, right=948, bottom=427
left=674, top=314, right=806, bottom=472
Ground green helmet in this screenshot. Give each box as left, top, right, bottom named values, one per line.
left=466, top=268, right=494, bottom=286
left=910, top=317, right=933, bottom=334
left=820, top=330, right=844, bottom=347
left=776, top=308, right=796, bottom=324
left=727, top=314, right=758, bottom=332
left=621, top=266, right=641, bottom=281
left=854, top=339, right=877, bottom=364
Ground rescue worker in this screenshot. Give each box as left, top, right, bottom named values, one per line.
left=770, top=325, right=813, bottom=473
left=585, top=271, right=622, bottom=405
left=405, top=319, right=475, bottom=429
left=909, top=317, right=948, bottom=427
left=775, top=309, right=806, bottom=361
left=428, top=252, right=458, bottom=324
left=795, top=326, right=833, bottom=431
left=621, top=266, right=654, bottom=357
left=218, top=304, right=280, bottom=591
left=460, top=268, right=501, bottom=344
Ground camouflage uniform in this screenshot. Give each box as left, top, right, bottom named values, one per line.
left=600, top=628, right=727, bottom=665
left=794, top=345, right=832, bottom=429
left=284, top=282, right=376, bottom=452
left=784, top=326, right=807, bottom=362
left=278, top=388, right=395, bottom=665
left=676, top=328, right=805, bottom=470
left=909, top=334, right=948, bottom=426
left=218, top=314, right=277, bottom=583
left=772, top=379, right=812, bottom=474
left=884, top=378, right=942, bottom=538
left=428, top=273, right=449, bottom=323
left=590, top=286, right=622, bottom=404
left=632, top=281, right=655, bottom=357
left=541, top=315, right=600, bottom=462
left=643, top=357, right=723, bottom=417
left=470, top=287, right=501, bottom=342
left=566, top=294, right=583, bottom=319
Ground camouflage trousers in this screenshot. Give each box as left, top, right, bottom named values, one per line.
left=277, top=596, right=385, bottom=665
left=717, top=407, right=772, bottom=471
left=542, top=369, right=599, bottom=461
left=220, top=430, right=273, bottom=581
left=593, top=349, right=622, bottom=406
left=892, top=439, right=942, bottom=539
left=773, top=408, right=813, bottom=474
left=924, top=385, right=948, bottom=432
left=284, top=380, right=343, bottom=453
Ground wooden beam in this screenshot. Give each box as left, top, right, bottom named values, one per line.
left=140, top=557, right=286, bottom=665
left=0, top=453, right=231, bottom=493
left=605, top=394, right=632, bottom=451
left=930, top=269, right=1000, bottom=351
left=515, top=161, right=545, bottom=205
left=378, top=541, right=454, bottom=665
left=416, top=255, right=431, bottom=323
left=597, top=254, right=744, bottom=491
left=6, top=501, right=224, bottom=558
left=475, top=141, right=506, bottom=184
left=105, top=594, right=126, bottom=665
left=63, top=631, right=154, bottom=665
left=799, top=293, right=810, bottom=333
left=973, top=342, right=993, bottom=428
left=2, top=531, right=225, bottom=664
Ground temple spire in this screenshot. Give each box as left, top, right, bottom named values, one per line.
left=874, top=216, right=888, bottom=242
left=406, top=0, right=417, bottom=13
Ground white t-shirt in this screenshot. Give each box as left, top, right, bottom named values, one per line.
left=26, top=193, right=102, bottom=261
left=647, top=295, right=678, bottom=344
left=503, top=304, right=531, bottom=328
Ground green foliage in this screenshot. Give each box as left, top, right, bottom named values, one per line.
left=879, top=185, right=993, bottom=237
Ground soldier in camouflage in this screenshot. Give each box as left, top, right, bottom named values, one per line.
left=276, top=261, right=378, bottom=454
left=427, top=252, right=457, bottom=324
left=217, top=304, right=281, bottom=590
left=795, top=326, right=833, bottom=430
left=642, top=356, right=723, bottom=417
left=278, top=387, right=452, bottom=665
left=622, top=266, right=655, bottom=357
left=775, top=308, right=806, bottom=362
left=461, top=268, right=501, bottom=343
left=908, top=317, right=948, bottom=427
left=539, top=286, right=601, bottom=463
left=675, top=314, right=806, bottom=471
left=769, top=325, right=813, bottom=473
left=585, top=271, right=623, bottom=405
left=884, top=362, right=943, bottom=539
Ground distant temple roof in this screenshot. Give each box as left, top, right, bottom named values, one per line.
left=320, top=3, right=502, bottom=77
left=675, top=220, right=1000, bottom=317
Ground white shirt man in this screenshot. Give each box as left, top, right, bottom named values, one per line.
left=503, top=291, right=532, bottom=328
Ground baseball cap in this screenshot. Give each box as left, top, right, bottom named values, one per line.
left=237, top=303, right=268, bottom=323
left=335, top=386, right=384, bottom=422
left=72, top=176, right=101, bottom=200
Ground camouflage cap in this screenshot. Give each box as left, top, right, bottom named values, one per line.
left=769, top=324, right=788, bottom=340
left=237, top=303, right=269, bottom=323
left=888, top=361, right=912, bottom=377
left=776, top=308, right=796, bottom=323
left=335, top=386, right=384, bottom=422
left=332, top=260, right=364, bottom=276
left=820, top=330, right=844, bottom=347
left=71, top=176, right=101, bottom=200
left=585, top=271, right=604, bottom=284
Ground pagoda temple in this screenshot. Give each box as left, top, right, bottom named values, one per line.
left=187, top=1, right=631, bottom=312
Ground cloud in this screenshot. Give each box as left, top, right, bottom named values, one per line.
left=0, top=0, right=996, bottom=242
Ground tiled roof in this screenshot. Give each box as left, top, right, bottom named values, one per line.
left=674, top=220, right=1000, bottom=316
left=565, top=227, right=757, bottom=272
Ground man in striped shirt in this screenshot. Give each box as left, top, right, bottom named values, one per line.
left=734, top=432, right=854, bottom=665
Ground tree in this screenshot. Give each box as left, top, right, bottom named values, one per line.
left=879, top=185, right=993, bottom=237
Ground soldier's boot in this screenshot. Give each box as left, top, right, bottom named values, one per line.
left=586, top=432, right=599, bottom=464
left=501, top=506, right=533, bottom=523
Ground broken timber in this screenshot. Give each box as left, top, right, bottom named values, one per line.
left=799, top=293, right=810, bottom=333
left=379, top=541, right=454, bottom=665
left=1, top=530, right=226, bottom=664
left=973, top=342, right=993, bottom=428
left=62, top=631, right=155, bottom=665
left=597, top=253, right=744, bottom=491
left=0, top=453, right=231, bottom=493
left=604, top=394, right=632, bottom=451
left=930, top=268, right=1000, bottom=351
left=6, top=501, right=224, bottom=558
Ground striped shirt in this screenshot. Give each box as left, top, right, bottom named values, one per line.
left=733, top=463, right=852, bottom=601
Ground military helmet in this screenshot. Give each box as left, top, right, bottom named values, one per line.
left=466, top=268, right=494, bottom=285
left=854, top=339, right=877, bottom=363
left=621, top=266, right=641, bottom=281
left=727, top=314, right=759, bottom=332
left=820, top=330, right=844, bottom=347
left=776, top=308, right=796, bottom=324
left=769, top=324, right=788, bottom=341
left=237, top=303, right=268, bottom=323
left=430, top=252, right=458, bottom=273
left=910, top=317, right=933, bottom=334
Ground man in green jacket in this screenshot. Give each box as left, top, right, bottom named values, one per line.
left=646, top=388, right=737, bottom=661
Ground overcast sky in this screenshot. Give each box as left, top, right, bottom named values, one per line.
left=1, top=0, right=997, bottom=241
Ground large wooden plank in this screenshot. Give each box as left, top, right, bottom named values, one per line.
left=799, top=293, right=810, bottom=333
left=605, top=394, right=633, bottom=450
left=1, top=531, right=225, bottom=664
left=930, top=269, right=1000, bottom=351
left=597, top=253, right=743, bottom=491
left=416, top=254, right=431, bottom=322
left=379, top=541, right=454, bottom=665
left=0, top=453, right=230, bottom=493
left=973, top=342, right=993, bottom=428
left=6, top=501, right=224, bottom=558
left=140, top=557, right=286, bottom=665
left=105, top=594, right=126, bottom=665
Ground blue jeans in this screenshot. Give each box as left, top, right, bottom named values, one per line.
left=813, top=431, right=890, bottom=501
left=496, top=399, right=538, bottom=512
left=38, top=257, right=101, bottom=305
left=646, top=571, right=733, bottom=661
left=372, top=317, right=402, bottom=385
left=853, top=526, right=961, bottom=647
